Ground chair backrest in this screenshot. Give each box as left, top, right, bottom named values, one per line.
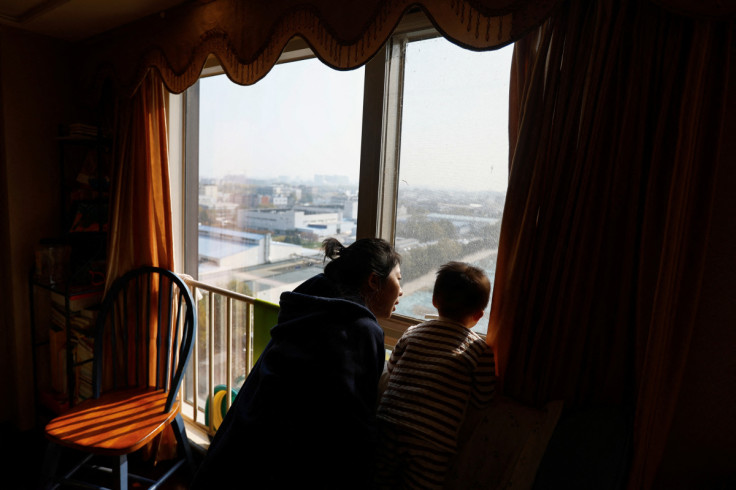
left=92, top=266, right=196, bottom=413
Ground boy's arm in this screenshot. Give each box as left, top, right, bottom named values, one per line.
left=470, top=342, right=496, bottom=408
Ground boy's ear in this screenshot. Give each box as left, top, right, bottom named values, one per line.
left=473, top=310, right=484, bottom=322
left=432, top=295, right=438, bottom=309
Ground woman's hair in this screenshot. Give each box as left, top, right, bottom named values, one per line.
left=322, top=237, right=400, bottom=297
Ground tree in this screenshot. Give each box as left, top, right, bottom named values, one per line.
left=400, top=216, right=457, bottom=242
left=199, top=207, right=216, bottom=226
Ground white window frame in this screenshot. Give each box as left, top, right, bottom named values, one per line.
left=359, top=17, right=446, bottom=342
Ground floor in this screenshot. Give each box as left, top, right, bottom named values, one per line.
left=1, top=423, right=204, bottom=489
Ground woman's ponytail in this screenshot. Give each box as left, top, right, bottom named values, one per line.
left=322, top=237, right=346, bottom=261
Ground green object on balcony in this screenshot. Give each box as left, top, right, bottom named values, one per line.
left=253, top=298, right=279, bottom=366
left=204, top=384, right=238, bottom=431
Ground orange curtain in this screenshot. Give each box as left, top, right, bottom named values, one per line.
left=105, top=74, right=174, bottom=284
left=488, top=0, right=733, bottom=487
left=104, top=71, right=177, bottom=461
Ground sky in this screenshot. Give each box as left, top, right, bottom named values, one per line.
left=199, top=37, right=514, bottom=193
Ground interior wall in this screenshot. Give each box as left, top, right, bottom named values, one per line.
left=0, top=27, right=73, bottom=430
left=0, top=33, right=9, bottom=425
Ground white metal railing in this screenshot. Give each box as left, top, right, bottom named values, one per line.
left=177, top=276, right=412, bottom=439
left=181, top=277, right=259, bottom=437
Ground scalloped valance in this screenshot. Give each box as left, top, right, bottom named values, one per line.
left=77, top=0, right=565, bottom=96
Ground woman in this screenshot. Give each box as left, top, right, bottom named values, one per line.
left=192, top=238, right=402, bottom=489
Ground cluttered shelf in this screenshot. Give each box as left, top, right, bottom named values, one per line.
left=30, top=276, right=103, bottom=416
left=30, top=122, right=111, bottom=419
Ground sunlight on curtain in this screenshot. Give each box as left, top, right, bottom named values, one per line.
left=105, top=74, right=174, bottom=286
left=105, top=72, right=177, bottom=461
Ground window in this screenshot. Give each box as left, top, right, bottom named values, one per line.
left=175, top=17, right=513, bottom=339
left=190, top=56, right=364, bottom=304
left=384, top=34, right=512, bottom=336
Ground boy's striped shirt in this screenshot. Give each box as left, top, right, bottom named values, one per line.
left=377, top=320, right=496, bottom=451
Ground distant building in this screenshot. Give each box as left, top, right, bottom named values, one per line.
left=272, top=195, right=289, bottom=207
left=199, top=199, right=240, bottom=224
left=233, top=259, right=324, bottom=304
left=315, top=174, right=350, bottom=186
left=198, top=225, right=322, bottom=290
left=426, top=213, right=500, bottom=227
left=394, top=236, right=421, bottom=252
left=295, top=204, right=344, bottom=220
left=237, top=208, right=341, bottom=235
left=199, top=226, right=271, bottom=274
left=343, top=198, right=358, bottom=220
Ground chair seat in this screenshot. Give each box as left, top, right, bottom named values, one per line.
left=45, top=387, right=180, bottom=456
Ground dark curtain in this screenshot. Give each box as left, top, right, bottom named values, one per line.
left=78, top=0, right=564, bottom=95
left=487, top=0, right=733, bottom=487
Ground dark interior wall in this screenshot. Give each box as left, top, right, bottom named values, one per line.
left=0, top=33, right=9, bottom=424
left=0, top=27, right=72, bottom=429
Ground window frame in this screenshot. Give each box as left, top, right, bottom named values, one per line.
left=168, top=10, right=496, bottom=344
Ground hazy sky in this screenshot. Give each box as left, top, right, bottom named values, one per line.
left=199, top=37, right=513, bottom=193
left=399, top=39, right=513, bottom=193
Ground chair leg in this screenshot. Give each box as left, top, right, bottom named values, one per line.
left=114, top=454, right=128, bottom=490
left=172, top=413, right=196, bottom=474
left=39, top=442, right=61, bottom=490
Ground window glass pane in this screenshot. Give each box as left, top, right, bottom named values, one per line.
left=394, top=38, right=513, bottom=335
left=198, top=59, right=364, bottom=302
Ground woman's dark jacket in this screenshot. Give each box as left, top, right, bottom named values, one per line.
left=192, top=273, right=386, bottom=489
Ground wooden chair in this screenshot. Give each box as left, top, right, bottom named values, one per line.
left=40, top=266, right=197, bottom=490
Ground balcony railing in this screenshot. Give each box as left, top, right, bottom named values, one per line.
left=177, top=275, right=410, bottom=439
left=180, top=277, right=267, bottom=437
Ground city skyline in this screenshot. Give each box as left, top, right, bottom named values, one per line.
left=199, top=37, right=513, bottom=193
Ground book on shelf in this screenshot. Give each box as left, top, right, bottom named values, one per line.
left=70, top=314, right=96, bottom=331
left=49, top=324, right=66, bottom=394
left=50, top=287, right=103, bottom=312
left=50, top=303, right=98, bottom=332
left=72, top=330, right=94, bottom=363
left=50, top=304, right=66, bottom=329
left=48, top=326, right=95, bottom=401
left=72, top=330, right=94, bottom=403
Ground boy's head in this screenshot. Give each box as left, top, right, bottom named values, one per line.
left=432, top=262, right=491, bottom=323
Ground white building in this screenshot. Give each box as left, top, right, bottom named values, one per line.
left=272, top=195, right=289, bottom=207
left=199, top=226, right=271, bottom=275
left=342, top=198, right=358, bottom=221
left=237, top=208, right=341, bottom=234
left=201, top=184, right=218, bottom=199
left=198, top=225, right=323, bottom=292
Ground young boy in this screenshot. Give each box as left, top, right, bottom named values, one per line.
left=375, top=261, right=496, bottom=490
